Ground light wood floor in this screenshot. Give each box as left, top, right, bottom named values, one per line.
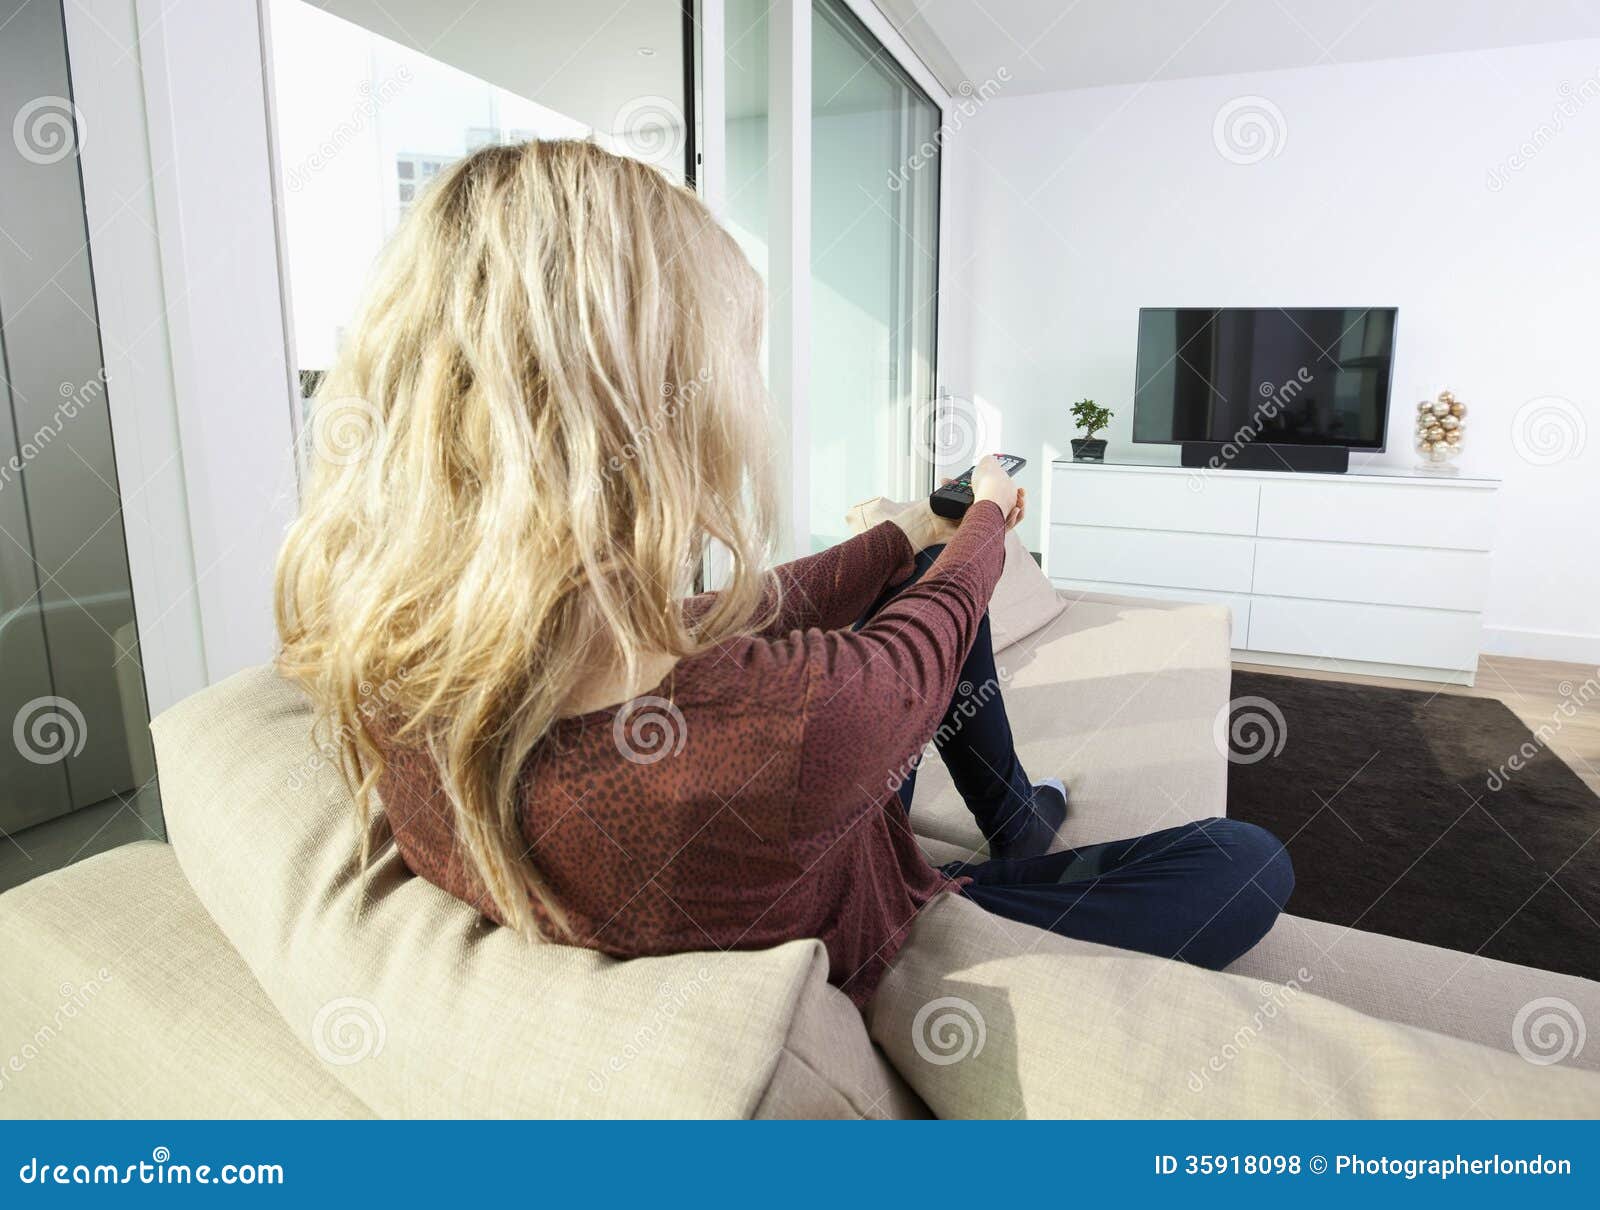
left=1235, top=654, right=1600, bottom=798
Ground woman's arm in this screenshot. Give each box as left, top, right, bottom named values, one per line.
left=686, top=509, right=947, bottom=637
left=761, top=520, right=919, bottom=634
left=789, top=501, right=1009, bottom=828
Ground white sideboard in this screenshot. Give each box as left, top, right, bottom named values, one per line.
left=1044, top=460, right=1500, bottom=684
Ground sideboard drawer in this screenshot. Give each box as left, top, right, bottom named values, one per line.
left=1252, top=539, right=1490, bottom=611
left=1249, top=596, right=1481, bottom=671
left=1051, top=524, right=1255, bottom=594
left=1052, top=467, right=1258, bottom=535
left=1257, top=479, right=1495, bottom=551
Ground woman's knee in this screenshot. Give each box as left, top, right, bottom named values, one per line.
left=1189, top=818, right=1294, bottom=964
left=1210, top=818, right=1294, bottom=908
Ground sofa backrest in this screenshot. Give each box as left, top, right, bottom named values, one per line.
left=151, top=666, right=917, bottom=1118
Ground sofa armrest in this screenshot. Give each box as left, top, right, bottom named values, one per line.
left=0, top=842, right=370, bottom=1118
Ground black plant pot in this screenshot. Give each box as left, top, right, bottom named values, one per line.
left=1071, top=438, right=1107, bottom=462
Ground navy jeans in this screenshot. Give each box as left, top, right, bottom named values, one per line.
left=863, top=544, right=1293, bottom=970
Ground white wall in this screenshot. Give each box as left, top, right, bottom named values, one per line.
left=944, top=38, right=1600, bottom=662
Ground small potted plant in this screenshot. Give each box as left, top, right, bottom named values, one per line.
left=1070, top=399, right=1114, bottom=462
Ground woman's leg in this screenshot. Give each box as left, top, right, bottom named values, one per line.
left=945, top=818, right=1295, bottom=969
left=861, top=544, right=1065, bottom=859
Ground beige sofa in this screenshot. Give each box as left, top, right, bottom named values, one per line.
left=4, top=576, right=1598, bottom=1117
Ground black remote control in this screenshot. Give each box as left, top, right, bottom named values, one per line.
left=929, top=454, right=1027, bottom=519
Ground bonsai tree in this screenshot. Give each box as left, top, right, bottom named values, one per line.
left=1071, top=399, right=1114, bottom=440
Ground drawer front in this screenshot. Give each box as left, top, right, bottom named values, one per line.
left=1051, top=524, right=1255, bottom=594
left=1051, top=578, right=1251, bottom=647
left=1257, top=479, right=1496, bottom=551
left=1248, top=597, right=1482, bottom=671
left=1052, top=466, right=1258, bottom=535
left=1252, top=539, right=1490, bottom=611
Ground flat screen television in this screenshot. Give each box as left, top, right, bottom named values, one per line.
left=1132, top=307, right=1397, bottom=470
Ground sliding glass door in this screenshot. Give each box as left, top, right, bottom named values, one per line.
left=719, top=0, right=943, bottom=552
left=808, top=0, right=940, bottom=549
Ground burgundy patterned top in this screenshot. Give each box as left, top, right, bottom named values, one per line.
left=379, top=502, right=1007, bottom=1006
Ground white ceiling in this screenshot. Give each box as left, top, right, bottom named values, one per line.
left=309, top=0, right=683, bottom=133
left=880, top=0, right=1600, bottom=95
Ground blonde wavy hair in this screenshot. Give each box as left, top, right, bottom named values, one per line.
left=275, top=140, right=777, bottom=938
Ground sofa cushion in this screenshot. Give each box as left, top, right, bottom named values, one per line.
left=0, top=841, right=370, bottom=1118
left=150, top=666, right=921, bottom=1119
left=869, top=892, right=1600, bottom=1118
left=987, top=529, right=1066, bottom=653
left=908, top=591, right=1232, bottom=859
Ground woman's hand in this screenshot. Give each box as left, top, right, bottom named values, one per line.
left=971, top=454, right=1025, bottom=530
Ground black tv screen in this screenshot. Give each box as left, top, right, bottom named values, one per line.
left=1132, top=307, right=1396, bottom=450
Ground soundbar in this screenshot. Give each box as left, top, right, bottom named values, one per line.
left=1179, top=442, right=1349, bottom=474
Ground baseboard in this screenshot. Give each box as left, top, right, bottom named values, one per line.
left=1480, top=626, right=1600, bottom=666
left=1233, top=650, right=1476, bottom=688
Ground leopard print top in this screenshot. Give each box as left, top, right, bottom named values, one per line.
left=380, top=505, right=1007, bottom=1007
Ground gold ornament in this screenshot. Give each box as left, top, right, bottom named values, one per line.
left=1418, top=390, right=1468, bottom=467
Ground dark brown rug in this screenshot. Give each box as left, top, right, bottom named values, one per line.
left=1224, top=670, right=1600, bottom=982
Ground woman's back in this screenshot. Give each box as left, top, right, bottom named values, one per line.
left=380, top=512, right=1008, bottom=1006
